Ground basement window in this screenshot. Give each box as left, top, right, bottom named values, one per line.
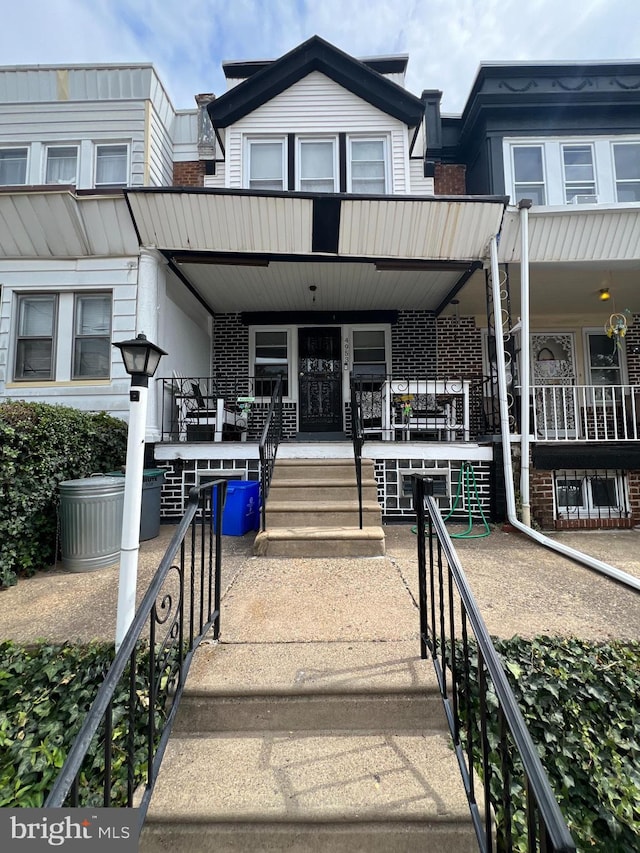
left=554, top=469, right=628, bottom=520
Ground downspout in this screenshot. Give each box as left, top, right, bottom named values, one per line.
left=518, top=199, right=532, bottom=527
left=489, top=235, right=640, bottom=592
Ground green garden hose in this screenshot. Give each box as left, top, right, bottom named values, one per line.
left=411, top=461, right=491, bottom=538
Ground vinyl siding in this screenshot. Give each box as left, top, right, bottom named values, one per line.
left=409, top=159, right=435, bottom=195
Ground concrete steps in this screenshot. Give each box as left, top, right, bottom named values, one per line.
left=140, top=642, right=477, bottom=853
left=255, top=458, right=384, bottom=557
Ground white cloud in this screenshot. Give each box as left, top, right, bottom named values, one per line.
left=1, top=0, right=638, bottom=112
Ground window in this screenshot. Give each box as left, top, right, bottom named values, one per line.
left=352, top=329, right=387, bottom=377
left=512, top=146, right=546, bottom=204
left=95, top=144, right=128, bottom=187
left=562, top=144, right=596, bottom=202
left=349, top=139, right=386, bottom=194
left=45, top=146, right=78, bottom=185
left=14, top=295, right=57, bottom=380
left=253, top=330, right=289, bottom=396
left=613, top=143, right=640, bottom=202
left=73, top=294, right=111, bottom=378
left=585, top=331, right=623, bottom=387
left=247, top=139, right=285, bottom=190
left=0, top=148, right=28, bottom=185
left=298, top=139, right=336, bottom=192
left=555, top=470, right=626, bottom=518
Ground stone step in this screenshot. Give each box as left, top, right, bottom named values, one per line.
left=266, top=501, right=381, bottom=528
left=272, top=458, right=374, bottom=481
left=268, top=480, right=379, bottom=501
left=173, top=641, right=446, bottom=734
left=140, top=730, right=477, bottom=853
left=254, top=526, right=385, bottom=557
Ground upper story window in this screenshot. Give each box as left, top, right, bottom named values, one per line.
left=252, top=329, right=289, bottom=396
left=14, top=295, right=57, bottom=380
left=73, top=294, right=111, bottom=378
left=298, top=139, right=337, bottom=192
left=247, top=139, right=285, bottom=190
left=45, top=146, right=78, bottom=185
left=613, top=143, right=640, bottom=202
left=562, top=144, right=596, bottom=202
left=349, top=139, right=387, bottom=194
left=95, top=144, right=128, bottom=187
left=0, top=148, right=28, bottom=186
left=585, top=330, right=624, bottom=388
left=512, top=145, right=546, bottom=205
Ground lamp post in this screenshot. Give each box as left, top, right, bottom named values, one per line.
left=112, top=333, right=167, bottom=650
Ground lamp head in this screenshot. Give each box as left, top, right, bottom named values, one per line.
left=599, top=288, right=611, bottom=302
left=112, top=333, right=167, bottom=380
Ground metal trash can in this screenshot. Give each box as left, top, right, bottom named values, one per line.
left=59, top=476, right=125, bottom=572
left=106, top=468, right=165, bottom=541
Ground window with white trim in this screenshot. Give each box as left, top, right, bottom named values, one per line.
left=349, top=138, right=387, bottom=194
left=613, top=142, right=640, bottom=202
left=562, top=144, right=596, bottom=202
left=352, top=329, right=387, bottom=376
left=0, top=147, right=28, bottom=185
left=298, top=138, right=337, bottom=192
left=512, top=145, right=546, bottom=205
left=45, top=146, right=78, bottom=185
left=72, top=294, right=112, bottom=378
left=95, top=144, right=128, bottom=187
left=14, top=295, right=57, bottom=380
left=554, top=470, right=627, bottom=518
left=585, top=331, right=624, bottom=387
left=247, top=139, right=286, bottom=190
left=252, top=329, right=289, bottom=396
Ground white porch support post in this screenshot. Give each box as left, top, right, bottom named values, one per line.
left=137, top=248, right=163, bottom=440
left=518, top=199, right=532, bottom=527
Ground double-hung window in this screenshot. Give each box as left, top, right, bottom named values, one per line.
left=352, top=329, right=387, bottom=377
left=0, top=148, right=28, bottom=186
left=253, top=330, right=289, bottom=396
left=298, top=139, right=337, bottom=192
left=613, top=142, right=640, bottom=202
left=73, top=294, right=111, bottom=378
left=512, top=145, right=546, bottom=205
left=46, top=146, right=78, bottom=185
left=14, top=295, right=57, bottom=380
left=95, top=144, right=128, bottom=187
left=562, top=144, right=596, bottom=202
left=349, top=138, right=387, bottom=194
left=585, top=331, right=624, bottom=387
left=247, top=139, right=286, bottom=190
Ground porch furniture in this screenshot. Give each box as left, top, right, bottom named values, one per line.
left=392, top=399, right=454, bottom=441
left=381, top=380, right=470, bottom=441
left=173, top=374, right=248, bottom=442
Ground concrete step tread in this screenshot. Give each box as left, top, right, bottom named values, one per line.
left=269, top=478, right=372, bottom=487
left=256, top=526, right=385, bottom=541
left=145, top=731, right=470, bottom=824
left=266, top=500, right=381, bottom=511
left=274, top=458, right=374, bottom=466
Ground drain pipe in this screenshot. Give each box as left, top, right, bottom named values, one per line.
left=518, top=199, right=532, bottom=528
left=489, top=234, right=640, bottom=592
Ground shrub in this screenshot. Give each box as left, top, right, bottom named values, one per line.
left=0, top=402, right=127, bottom=587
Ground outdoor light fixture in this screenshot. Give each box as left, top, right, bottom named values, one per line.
left=599, top=288, right=611, bottom=302
left=112, top=332, right=167, bottom=649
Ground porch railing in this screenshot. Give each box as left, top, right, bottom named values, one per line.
left=411, top=473, right=575, bottom=852
left=45, top=481, right=226, bottom=816
left=159, top=375, right=257, bottom=442
left=531, top=383, right=640, bottom=441
left=259, top=377, right=283, bottom=532
left=350, top=375, right=364, bottom=529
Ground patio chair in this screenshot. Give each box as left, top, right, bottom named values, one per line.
left=172, top=372, right=248, bottom=442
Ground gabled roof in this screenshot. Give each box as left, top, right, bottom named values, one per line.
left=207, top=35, right=424, bottom=129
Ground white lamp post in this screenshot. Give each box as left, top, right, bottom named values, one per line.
left=112, top=333, right=167, bottom=650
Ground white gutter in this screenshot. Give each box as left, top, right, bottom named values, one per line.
left=518, top=200, right=532, bottom=527
left=489, top=235, right=640, bottom=592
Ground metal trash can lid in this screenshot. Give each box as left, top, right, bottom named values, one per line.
left=59, top=476, right=125, bottom=493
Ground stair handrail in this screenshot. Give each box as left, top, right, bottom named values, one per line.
left=259, top=376, right=283, bottom=532
left=350, top=374, right=364, bottom=529
left=45, top=481, right=227, bottom=819
left=411, top=473, right=575, bottom=853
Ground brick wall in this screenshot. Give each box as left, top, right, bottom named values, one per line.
left=173, top=161, right=206, bottom=187
left=391, top=311, right=437, bottom=375
left=434, top=164, right=466, bottom=195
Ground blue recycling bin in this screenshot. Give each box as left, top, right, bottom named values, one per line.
left=213, top=480, right=260, bottom=536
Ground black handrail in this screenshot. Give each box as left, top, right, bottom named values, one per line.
left=258, top=377, right=283, bottom=532
left=411, top=474, right=576, bottom=853
left=45, top=480, right=227, bottom=816
left=350, top=374, right=364, bottom=529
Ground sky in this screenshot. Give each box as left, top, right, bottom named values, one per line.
left=2, top=0, right=639, bottom=114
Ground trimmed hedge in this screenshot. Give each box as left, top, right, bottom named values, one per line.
left=0, top=401, right=127, bottom=588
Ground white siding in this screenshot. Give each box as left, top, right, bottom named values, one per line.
left=148, top=105, right=174, bottom=186
left=173, top=111, right=199, bottom=161
left=409, top=159, right=435, bottom=195
left=226, top=72, right=410, bottom=192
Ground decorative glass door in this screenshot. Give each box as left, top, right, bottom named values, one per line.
left=531, top=333, right=577, bottom=438
left=298, top=327, right=342, bottom=432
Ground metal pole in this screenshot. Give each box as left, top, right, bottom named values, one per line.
left=518, top=199, right=532, bottom=527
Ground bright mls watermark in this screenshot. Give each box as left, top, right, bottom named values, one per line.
left=0, top=809, right=140, bottom=851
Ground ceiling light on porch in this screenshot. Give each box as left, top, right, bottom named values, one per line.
left=599, top=288, right=611, bottom=301
left=309, top=284, right=317, bottom=304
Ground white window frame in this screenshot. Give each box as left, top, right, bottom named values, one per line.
left=583, top=328, right=626, bottom=389
left=13, top=294, right=58, bottom=381
left=554, top=469, right=627, bottom=518
left=347, top=136, right=389, bottom=195
left=561, top=143, right=597, bottom=203
left=72, top=293, right=112, bottom=379
left=349, top=326, right=390, bottom=377
left=296, top=136, right=338, bottom=193
left=0, top=146, right=29, bottom=186
left=244, top=137, right=287, bottom=191
left=249, top=326, right=292, bottom=400
left=511, top=144, right=547, bottom=205
left=44, top=144, right=79, bottom=185
left=612, top=141, right=640, bottom=203
left=94, top=143, right=130, bottom=188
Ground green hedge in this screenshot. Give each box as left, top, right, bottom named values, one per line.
left=0, top=401, right=127, bottom=588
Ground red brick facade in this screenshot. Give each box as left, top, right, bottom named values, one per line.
left=531, top=469, right=640, bottom=530
left=173, top=161, right=205, bottom=187
left=434, top=163, right=466, bottom=195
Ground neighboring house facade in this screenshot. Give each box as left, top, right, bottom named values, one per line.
left=1, top=39, right=639, bottom=530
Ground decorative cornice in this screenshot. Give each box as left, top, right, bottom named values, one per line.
left=551, top=78, right=593, bottom=91
left=498, top=79, right=538, bottom=93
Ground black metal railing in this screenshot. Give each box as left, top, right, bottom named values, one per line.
left=159, top=375, right=258, bottom=442
left=45, top=481, right=227, bottom=816
left=411, top=474, right=575, bottom=853
left=259, top=377, right=283, bottom=532
left=350, top=375, right=364, bottom=529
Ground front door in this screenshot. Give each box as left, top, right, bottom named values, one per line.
left=298, top=327, right=342, bottom=432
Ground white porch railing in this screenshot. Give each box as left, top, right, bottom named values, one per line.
left=531, top=384, right=640, bottom=441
